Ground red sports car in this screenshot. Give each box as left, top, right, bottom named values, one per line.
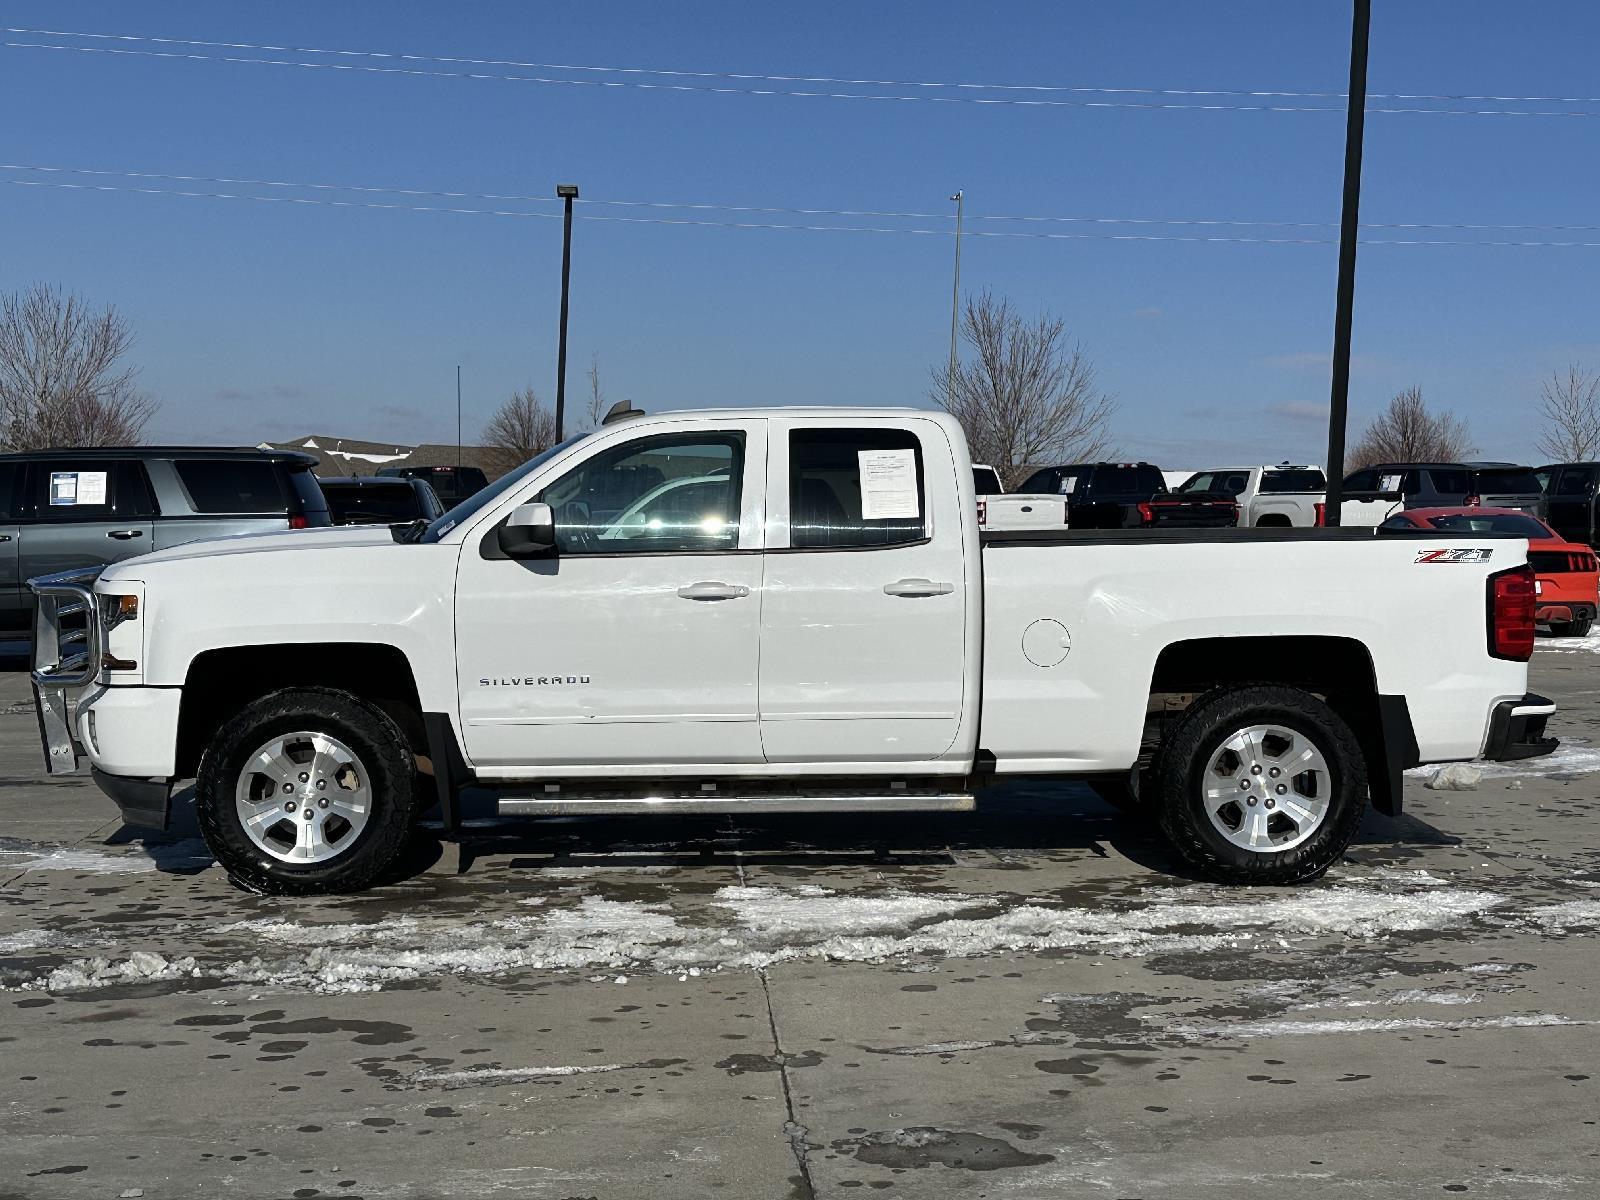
left=1381, top=507, right=1599, bottom=637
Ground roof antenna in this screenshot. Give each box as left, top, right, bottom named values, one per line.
left=602, top=399, right=644, bottom=426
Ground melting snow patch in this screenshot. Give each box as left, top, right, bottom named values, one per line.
left=1297, top=988, right=1479, bottom=1010
left=0, top=928, right=75, bottom=954
left=1537, top=632, right=1600, bottom=654
left=1173, top=1013, right=1587, bottom=1040
left=0, top=844, right=156, bottom=874
left=25, top=951, right=198, bottom=993
left=1407, top=741, right=1600, bottom=782
left=1527, top=899, right=1600, bottom=932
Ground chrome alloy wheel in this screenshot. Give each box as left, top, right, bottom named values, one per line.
left=1202, top=724, right=1331, bottom=853
left=234, top=731, right=372, bottom=863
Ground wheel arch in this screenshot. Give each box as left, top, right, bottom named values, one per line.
left=1146, top=635, right=1415, bottom=816
left=177, top=642, right=425, bottom=779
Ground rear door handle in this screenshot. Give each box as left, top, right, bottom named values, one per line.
left=0, top=534, right=10, bottom=543
left=677, top=581, right=750, bottom=601
left=107, top=529, right=144, bottom=540
left=884, top=578, right=954, bottom=597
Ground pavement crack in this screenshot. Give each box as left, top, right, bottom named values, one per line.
left=759, top=965, right=816, bottom=1200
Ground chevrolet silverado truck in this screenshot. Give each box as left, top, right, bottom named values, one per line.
left=1173, top=464, right=1327, bottom=527
left=30, top=406, right=1557, bottom=895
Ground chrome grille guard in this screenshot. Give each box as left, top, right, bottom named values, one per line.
left=29, top=565, right=106, bottom=775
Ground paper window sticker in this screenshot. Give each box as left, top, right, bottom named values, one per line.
left=49, top=472, right=79, bottom=505
left=1060, top=476, right=1077, bottom=494
left=857, top=449, right=920, bottom=520
left=76, top=471, right=109, bottom=505
left=1379, top=473, right=1402, bottom=491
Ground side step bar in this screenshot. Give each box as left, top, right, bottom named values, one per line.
left=496, top=789, right=976, bottom=817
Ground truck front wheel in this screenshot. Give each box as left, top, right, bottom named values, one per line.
left=1155, top=685, right=1366, bottom=885
left=196, top=687, right=420, bottom=895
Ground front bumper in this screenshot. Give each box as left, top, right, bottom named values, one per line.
left=1483, top=692, right=1559, bottom=761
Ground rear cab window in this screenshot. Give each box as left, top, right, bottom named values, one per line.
left=1260, top=468, right=1326, bottom=492
left=787, top=428, right=925, bottom=549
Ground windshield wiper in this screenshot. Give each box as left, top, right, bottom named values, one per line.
left=392, top=519, right=429, bottom=544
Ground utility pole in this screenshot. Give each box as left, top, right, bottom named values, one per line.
left=555, top=183, right=580, bottom=440
left=1323, top=0, right=1371, bottom=526
left=455, top=364, right=462, bottom=469
left=947, top=190, right=964, bottom=405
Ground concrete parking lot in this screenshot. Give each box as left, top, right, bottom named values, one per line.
left=3, top=644, right=1600, bottom=1199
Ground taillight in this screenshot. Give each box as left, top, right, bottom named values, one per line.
left=976, top=498, right=987, bottom=526
left=1136, top=501, right=1154, bottom=526
left=1313, top=502, right=1326, bottom=527
left=1488, top=564, right=1537, bottom=660
left=288, top=514, right=309, bottom=529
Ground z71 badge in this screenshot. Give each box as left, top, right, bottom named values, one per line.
left=1415, top=548, right=1493, bottom=564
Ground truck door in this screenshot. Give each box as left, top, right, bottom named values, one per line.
left=758, top=419, right=973, bottom=764
left=1547, top=466, right=1598, bottom=546
left=454, top=421, right=767, bottom=770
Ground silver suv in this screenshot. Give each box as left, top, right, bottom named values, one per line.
left=0, top=447, right=329, bottom=635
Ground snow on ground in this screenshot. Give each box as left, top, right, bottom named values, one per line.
left=0, top=842, right=156, bottom=874
left=2, top=873, right=1513, bottom=996
left=1537, top=631, right=1600, bottom=654
left=1406, top=739, right=1600, bottom=784
left=1171, top=1013, right=1588, bottom=1040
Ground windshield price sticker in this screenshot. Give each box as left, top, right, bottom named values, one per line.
left=1379, top=473, right=1403, bottom=492
left=858, top=449, right=920, bottom=520
left=49, top=470, right=108, bottom=506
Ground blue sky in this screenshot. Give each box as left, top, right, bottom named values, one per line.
left=2, top=0, right=1597, bottom=467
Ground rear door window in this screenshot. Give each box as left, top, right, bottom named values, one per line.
left=1343, top=470, right=1381, bottom=493
left=174, top=459, right=287, bottom=513
left=789, top=428, right=925, bottom=549
left=1428, top=469, right=1471, bottom=494
left=1557, top=467, right=1598, bottom=495
left=1089, top=466, right=1143, bottom=494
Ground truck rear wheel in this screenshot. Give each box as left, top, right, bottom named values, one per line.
left=196, top=687, right=420, bottom=895
left=1155, top=685, right=1366, bottom=885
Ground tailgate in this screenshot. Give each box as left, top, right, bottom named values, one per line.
left=1145, top=497, right=1238, bottom=527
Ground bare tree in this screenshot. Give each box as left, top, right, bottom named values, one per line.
left=482, top=387, right=557, bottom=474
left=1535, top=365, right=1600, bottom=462
left=584, top=353, right=607, bottom=430
left=930, top=291, right=1117, bottom=488
left=1348, top=386, right=1473, bottom=469
left=0, top=283, right=157, bottom=450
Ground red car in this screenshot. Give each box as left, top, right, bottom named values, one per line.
left=1382, top=507, right=1599, bottom=636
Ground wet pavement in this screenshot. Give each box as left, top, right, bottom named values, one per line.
left=2, top=645, right=1599, bottom=1198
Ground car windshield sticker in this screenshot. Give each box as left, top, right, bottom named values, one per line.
left=49, top=470, right=108, bottom=506
left=1379, top=473, right=1403, bottom=492
left=858, top=449, right=919, bottom=520
left=1060, top=476, right=1077, bottom=494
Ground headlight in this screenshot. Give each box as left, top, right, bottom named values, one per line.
left=98, top=591, right=141, bottom=672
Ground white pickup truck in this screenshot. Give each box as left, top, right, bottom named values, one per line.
left=1173, top=463, right=1328, bottom=527
left=31, top=406, right=1556, bottom=895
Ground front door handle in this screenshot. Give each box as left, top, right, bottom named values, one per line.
left=677, top=581, right=750, bottom=601
left=884, top=578, right=954, bottom=597
left=107, top=529, right=144, bottom=540
left=0, top=533, right=10, bottom=543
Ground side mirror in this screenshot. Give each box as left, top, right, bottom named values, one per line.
left=497, top=502, right=556, bottom=557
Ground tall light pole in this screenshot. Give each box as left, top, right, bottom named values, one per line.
left=455, top=364, right=462, bottom=469
left=1322, top=0, right=1371, bottom=526
left=947, top=190, right=964, bottom=405
left=555, top=183, right=580, bottom=440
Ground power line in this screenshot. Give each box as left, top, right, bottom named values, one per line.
left=10, top=163, right=1600, bottom=235
left=11, top=26, right=1600, bottom=106
left=8, top=32, right=1600, bottom=118
left=11, top=174, right=1600, bottom=248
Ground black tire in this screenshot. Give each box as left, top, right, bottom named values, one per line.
left=196, top=687, right=420, bottom=895
left=1155, top=685, right=1366, bottom=885
left=1550, top=616, right=1593, bottom=638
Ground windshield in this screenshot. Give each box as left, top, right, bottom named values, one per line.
left=1426, top=513, right=1550, bottom=537
left=416, top=437, right=584, bottom=543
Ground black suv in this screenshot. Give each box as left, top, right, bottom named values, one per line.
left=1340, top=463, right=1474, bottom=508
left=1014, top=461, right=1238, bottom=528
left=374, top=464, right=489, bottom=509
left=319, top=476, right=446, bottom=525
left=0, top=447, right=329, bottom=634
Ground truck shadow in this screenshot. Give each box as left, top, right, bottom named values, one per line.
left=104, top=779, right=1458, bottom=887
